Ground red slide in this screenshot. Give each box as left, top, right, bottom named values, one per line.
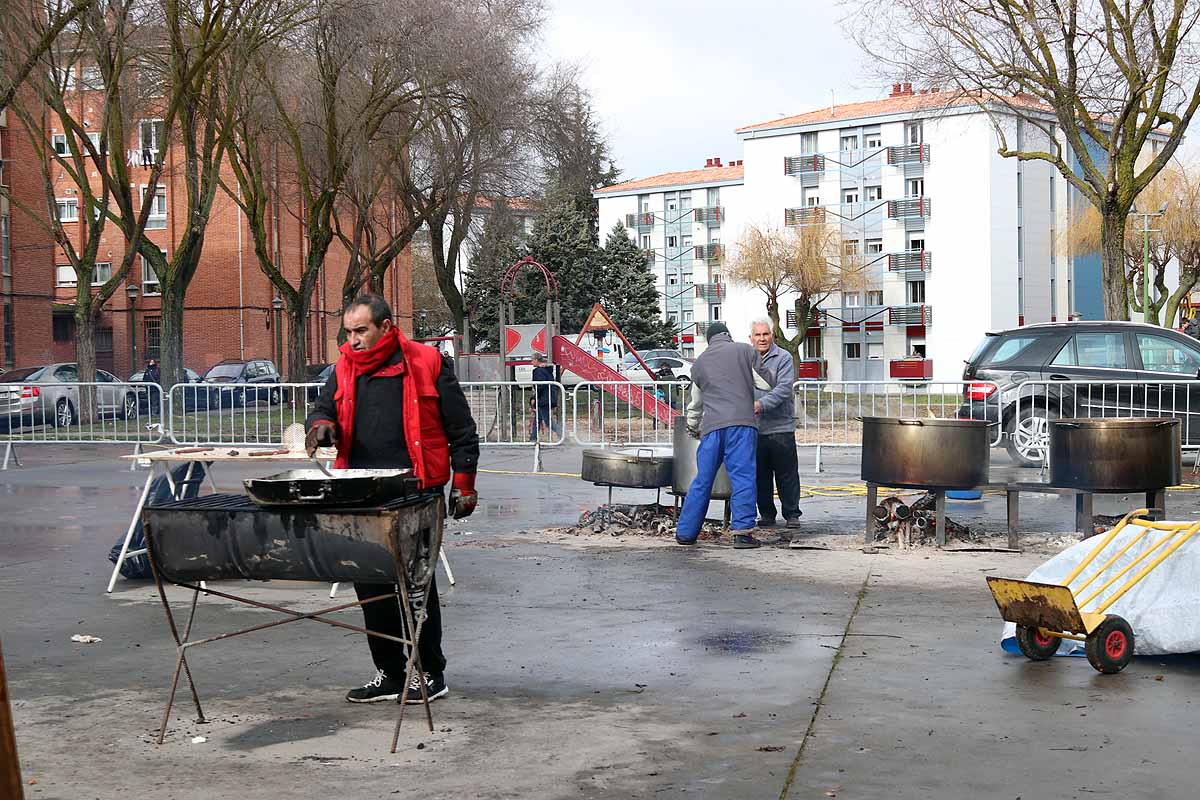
left=551, top=336, right=677, bottom=424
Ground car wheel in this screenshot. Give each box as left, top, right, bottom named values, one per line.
left=121, top=392, right=138, bottom=420
left=1005, top=403, right=1057, bottom=467
left=234, top=388, right=245, bottom=407
left=269, top=386, right=281, bottom=405
left=56, top=398, right=76, bottom=428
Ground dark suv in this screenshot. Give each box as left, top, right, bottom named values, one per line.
left=202, top=359, right=282, bottom=406
left=959, top=321, right=1200, bottom=466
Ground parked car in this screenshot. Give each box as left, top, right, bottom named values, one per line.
left=201, top=359, right=282, bottom=406
left=619, top=349, right=688, bottom=375
left=0, top=363, right=138, bottom=430
left=128, top=367, right=204, bottom=411
left=645, top=357, right=692, bottom=383
left=957, top=321, right=1200, bottom=466
left=305, top=363, right=334, bottom=403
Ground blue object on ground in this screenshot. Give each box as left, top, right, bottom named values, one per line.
left=947, top=488, right=983, bottom=500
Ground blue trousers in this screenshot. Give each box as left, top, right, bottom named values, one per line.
left=675, top=425, right=758, bottom=542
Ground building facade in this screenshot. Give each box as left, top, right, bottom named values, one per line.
left=597, top=85, right=1078, bottom=381
left=0, top=72, right=413, bottom=378
left=595, top=160, right=743, bottom=357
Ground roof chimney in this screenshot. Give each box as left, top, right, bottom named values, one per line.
left=704, top=158, right=713, bottom=168
left=890, top=82, right=902, bottom=97
left=903, top=82, right=913, bottom=95
left=714, top=157, right=723, bottom=167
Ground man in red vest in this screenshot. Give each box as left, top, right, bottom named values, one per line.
left=305, top=294, right=479, bottom=704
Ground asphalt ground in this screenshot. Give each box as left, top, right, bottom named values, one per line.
left=2, top=442, right=1199, bottom=799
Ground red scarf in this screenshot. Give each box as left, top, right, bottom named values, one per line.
left=332, top=327, right=406, bottom=468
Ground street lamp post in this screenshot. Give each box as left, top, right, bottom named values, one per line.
left=272, top=296, right=283, bottom=369
left=1132, top=202, right=1169, bottom=325
left=125, top=283, right=139, bottom=373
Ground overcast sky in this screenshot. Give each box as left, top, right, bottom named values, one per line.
left=541, top=0, right=886, bottom=182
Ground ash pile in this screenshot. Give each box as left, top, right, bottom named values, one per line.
left=873, top=492, right=972, bottom=549
left=573, top=502, right=724, bottom=540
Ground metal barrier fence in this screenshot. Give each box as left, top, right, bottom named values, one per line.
left=1010, top=379, right=1200, bottom=468
left=793, top=381, right=1000, bottom=471
left=166, top=382, right=322, bottom=446
left=460, top=381, right=567, bottom=446
left=570, top=380, right=690, bottom=446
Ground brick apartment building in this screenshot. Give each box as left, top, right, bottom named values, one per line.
left=0, top=76, right=413, bottom=379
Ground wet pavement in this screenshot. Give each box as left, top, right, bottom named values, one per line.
left=1, top=443, right=1199, bottom=798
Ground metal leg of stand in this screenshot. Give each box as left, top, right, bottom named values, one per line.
left=129, top=443, right=142, bottom=471
left=439, top=548, right=455, bottom=586
left=1, top=442, right=19, bottom=471
left=108, top=465, right=158, bottom=593
left=1076, top=493, right=1094, bottom=537
left=329, top=582, right=340, bottom=599
left=864, top=483, right=878, bottom=546
left=934, top=490, right=946, bottom=547
left=1147, top=489, right=1167, bottom=521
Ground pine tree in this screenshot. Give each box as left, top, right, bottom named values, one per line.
left=463, top=200, right=524, bottom=350
left=598, top=223, right=673, bottom=348
left=523, top=190, right=602, bottom=333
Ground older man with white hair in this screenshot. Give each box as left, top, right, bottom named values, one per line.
left=750, top=319, right=802, bottom=532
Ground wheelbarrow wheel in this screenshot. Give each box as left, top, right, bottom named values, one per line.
left=1085, top=615, right=1134, bottom=674
left=1015, top=625, right=1060, bottom=660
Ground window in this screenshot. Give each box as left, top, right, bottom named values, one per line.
left=865, top=238, right=883, bottom=254
left=55, top=197, right=79, bottom=222
left=845, top=342, right=861, bottom=359
left=667, top=235, right=678, bottom=248
left=983, top=336, right=1039, bottom=366
left=844, top=292, right=861, bottom=308
left=864, top=133, right=882, bottom=149
left=640, top=234, right=651, bottom=249
left=52, top=66, right=76, bottom=90
left=143, top=186, right=167, bottom=229
left=95, top=328, right=113, bottom=355
left=906, top=177, right=924, bottom=198
left=52, top=133, right=69, bottom=155
left=908, top=233, right=925, bottom=251
left=0, top=215, right=9, bottom=278
left=683, top=310, right=693, bottom=322
left=867, top=342, right=883, bottom=360
left=712, top=272, right=722, bottom=284
left=667, top=312, right=678, bottom=325
left=91, top=261, right=112, bottom=285
left=52, top=314, right=73, bottom=343
left=843, top=188, right=860, bottom=204
left=706, top=187, right=720, bottom=206
left=142, top=256, right=160, bottom=295
left=843, top=240, right=860, bottom=256
left=865, top=185, right=883, bottom=202
left=144, top=317, right=162, bottom=361
left=866, top=290, right=884, bottom=306
left=679, top=195, right=692, bottom=211
left=802, top=187, right=820, bottom=207
left=86, top=132, right=103, bottom=152
left=639, top=194, right=650, bottom=213
left=1137, top=334, right=1200, bottom=375
left=800, top=132, right=818, bottom=154
left=681, top=235, right=692, bottom=248
left=665, top=193, right=677, bottom=212
left=1052, top=333, right=1128, bottom=369
left=711, top=305, right=722, bottom=320
left=57, top=362, right=79, bottom=379
left=905, top=121, right=923, bottom=144
left=56, top=265, right=76, bottom=287
left=804, top=337, right=822, bottom=358
left=907, top=280, right=926, bottom=304
left=668, top=275, right=678, bottom=285
left=80, top=65, right=103, bottom=91
left=840, top=134, right=859, bottom=151
left=138, top=120, right=164, bottom=152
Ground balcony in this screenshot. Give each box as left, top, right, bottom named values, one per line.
left=889, top=304, right=932, bottom=326
left=693, top=243, right=723, bottom=265
left=694, top=282, right=726, bottom=302
left=127, top=148, right=159, bottom=168
left=784, top=206, right=826, bottom=226
left=889, top=358, right=933, bottom=381
left=644, top=249, right=655, bottom=265
left=626, top=212, right=655, bottom=230
left=887, top=250, right=931, bottom=272
left=887, top=143, right=930, bottom=165
left=694, top=206, right=723, bottom=226
left=784, top=154, right=826, bottom=176
left=887, top=197, right=931, bottom=219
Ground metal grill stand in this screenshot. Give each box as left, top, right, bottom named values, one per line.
left=143, top=494, right=443, bottom=752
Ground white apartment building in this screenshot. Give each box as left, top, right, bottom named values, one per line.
left=594, top=159, right=743, bottom=357
left=597, top=84, right=1077, bottom=382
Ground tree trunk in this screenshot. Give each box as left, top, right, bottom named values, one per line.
left=158, top=284, right=186, bottom=392
left=1164, top=267, right=1199, bottom=329
left=1101, top=210, right=1131, bottom=321
left=74, top=304, right=97, bottom=424
left=286, top=302, right=307, bottom=382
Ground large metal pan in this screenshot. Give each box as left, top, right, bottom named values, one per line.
left=672, top=422, right=731, bottom=499
left=1049, top=418, right=1180, bottom=492
left=861, top=417, right=990, bottom=489
left=581, top=447, right=673, bottom=488
left=243, top=468, right=420, bottom=507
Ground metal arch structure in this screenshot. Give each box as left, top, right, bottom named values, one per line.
left=498, top=256, right=561, bottom=361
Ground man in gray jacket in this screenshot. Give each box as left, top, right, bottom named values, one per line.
left=751, top=320, right=802, bottom=531
left=677, top=323, right=772, bottom=548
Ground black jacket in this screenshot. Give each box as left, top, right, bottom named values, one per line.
left=306, top=350, right=479, bottom=474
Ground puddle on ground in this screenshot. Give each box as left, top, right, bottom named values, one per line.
left=695, top=629, right=793, bottom=654
left=225, top=716, right=345, bottom=749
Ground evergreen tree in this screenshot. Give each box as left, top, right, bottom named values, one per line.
left=598, top=223, right=673, bottom=348
left=463, top=200, right=524, bottom=350
left=522, top=190, right=602, bottom=333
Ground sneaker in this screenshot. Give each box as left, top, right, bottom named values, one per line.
left=674, top=536, right=697, bottom=546
left=346, top=669, right=404, bottom=703
left=757, top=518, right=780, bottom=528
left=404, top=671, right=449, bottom=704
left=785, top=516, right=803, bottom=529
left=732, top=533, right=763, bottom=549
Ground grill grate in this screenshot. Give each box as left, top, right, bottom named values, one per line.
left=152, top=492, right=432, bottom=513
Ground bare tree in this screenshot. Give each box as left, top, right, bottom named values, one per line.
left=0, top=0, right=92, bottom=113
left=1064, top=160, right=1200, bottom=325
left=848, top=0, right=1200, bottom=320
left=726, top=221, right=855, bottom=370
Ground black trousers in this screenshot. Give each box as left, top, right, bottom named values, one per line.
left=756, top=431, right=802, bottom=521
left=354, top=575, right=446, bottom=679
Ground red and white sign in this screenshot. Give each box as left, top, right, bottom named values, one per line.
left=503, top=324, right=547, bottom=361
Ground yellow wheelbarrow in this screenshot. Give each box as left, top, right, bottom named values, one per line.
left=987, top=509, right=1200, bottom=674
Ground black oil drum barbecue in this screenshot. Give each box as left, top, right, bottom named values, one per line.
left=140, top=468, right=444, bottom=751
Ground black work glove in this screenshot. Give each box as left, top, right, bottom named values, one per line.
left=305, top=421, right=338, bottom=457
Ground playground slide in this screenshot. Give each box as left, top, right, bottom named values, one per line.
left=551, top=336, right=677, bottom=425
